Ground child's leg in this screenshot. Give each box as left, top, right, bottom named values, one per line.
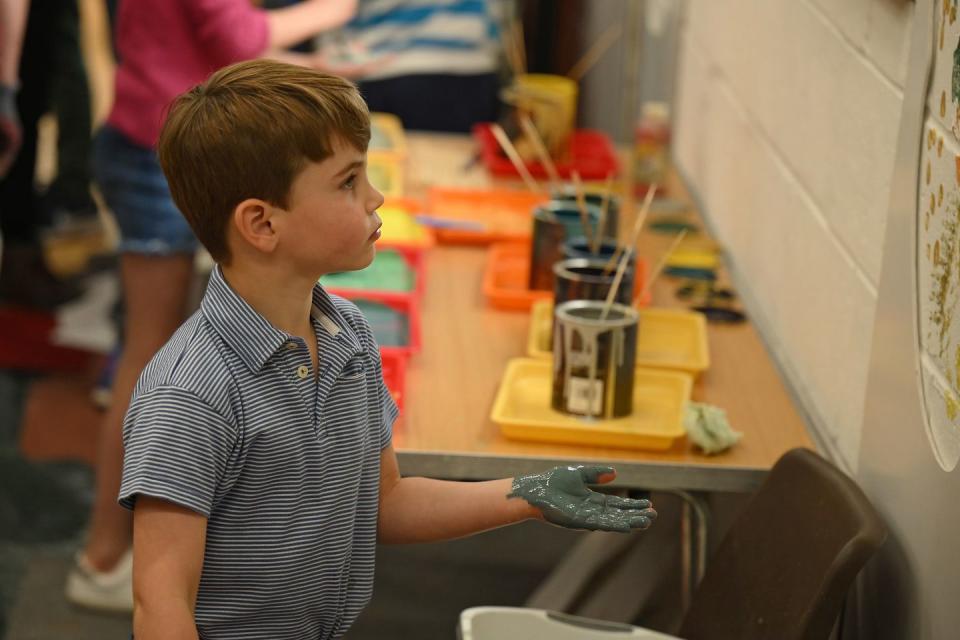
left=83, top=253, right=194, bottom=570
left=68, top=125, right=198, bottom=610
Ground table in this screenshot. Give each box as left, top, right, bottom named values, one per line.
left=392, top=133, right=814, bottom=494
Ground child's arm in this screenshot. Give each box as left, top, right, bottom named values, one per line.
left=266, top=0, right=358, bottom=51
left=0, top=0, right=28, bottom=177
left=132, top=496, right=207, bottom=640
left=185, top=0, right=356, bottom=69
left=377, top=445, right=656, bottom=543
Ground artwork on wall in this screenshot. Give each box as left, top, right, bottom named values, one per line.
left=917, top=0, right=960, bottom=471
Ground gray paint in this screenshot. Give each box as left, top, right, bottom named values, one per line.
left=855, top=1, right=960, bottom=637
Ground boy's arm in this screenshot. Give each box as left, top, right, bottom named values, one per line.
left=378, top=445, right=536, bottom=543
left=132, top=497, right=207, bottom=640
left=377, top=445, right=657, bottom=543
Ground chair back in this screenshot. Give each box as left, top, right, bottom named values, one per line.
left=678, top=448, right=887, bottom=640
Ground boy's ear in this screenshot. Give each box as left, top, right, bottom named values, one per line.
left=233, top=198, right=280, bottom=254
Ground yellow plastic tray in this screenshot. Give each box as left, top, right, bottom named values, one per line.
left=379, top=205, right=433, bottom=250
left=526, top=300, right=710, bottom=377
left=370, top=112, right=408, bottom=155
left=367, top=154, right=405, bottom=197
left=491, top=358, right=691, bottom=451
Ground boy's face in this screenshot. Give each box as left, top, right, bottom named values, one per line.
left=279, top=136, right=385, bottom=277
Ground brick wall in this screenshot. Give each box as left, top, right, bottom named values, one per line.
left=673, top=0, right=914, bottom=469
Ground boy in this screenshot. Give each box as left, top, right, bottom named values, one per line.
left=121, top=59, right=656, bottom=639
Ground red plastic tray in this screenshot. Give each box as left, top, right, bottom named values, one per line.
left=379, top=348, right=407, bottom=412
left=340, top=291, right=421, bottom=359
left=473, top=123, right=620, bottom=181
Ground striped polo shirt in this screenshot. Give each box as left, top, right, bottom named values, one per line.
left=119, top=266, right=399, bottom=639
left=319, top=0, right=501, bottom=81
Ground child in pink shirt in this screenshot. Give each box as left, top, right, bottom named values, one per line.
left=65, top=0, right=359, bottom=614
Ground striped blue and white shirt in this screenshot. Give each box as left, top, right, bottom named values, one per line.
left=320, top=0, right=503, bottom=81
left=119, top=266, right=398, bottom=639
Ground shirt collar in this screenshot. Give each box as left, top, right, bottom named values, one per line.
left=200, top=266, right=361, bottom=373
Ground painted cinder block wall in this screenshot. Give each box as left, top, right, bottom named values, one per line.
left=673, top=0, right=914, bottom=470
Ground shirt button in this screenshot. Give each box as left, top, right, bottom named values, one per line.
left=296, top=365, right=309, bottom=379
left=286, top=341, right=298, bottom=350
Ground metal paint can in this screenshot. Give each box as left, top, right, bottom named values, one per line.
left=553, top=258, right=634, bottom=308
left=550, top=187, right=620, bottom=239
left=529, top=201, right=602, bottom=291
left=552, top=300, right=639, bottom=419
left=561, top=236, right=623, bottom=262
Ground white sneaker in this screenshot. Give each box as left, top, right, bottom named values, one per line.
left=65, top=548, right=134, bottom=614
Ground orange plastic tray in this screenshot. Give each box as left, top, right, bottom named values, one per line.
left=526, top=300, right=710, bottom=377
left=426, top=187, right=549, bottom=245
left=491, top=358, right=691, bottom=451
left=482, top=243, right=553, bottom=311
left=482, top=242, right=652, bottom=312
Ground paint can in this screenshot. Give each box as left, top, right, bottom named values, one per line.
left=553, top=258, right=634, bottom=308
left=552, top=300, right=639, bottom=419
left=550, top=186, right=620, bottom=239
left=529, top=201, right=602, bottom=291
left=561, top=236, right=623, bottom=262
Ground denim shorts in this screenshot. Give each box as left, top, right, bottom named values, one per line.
left=93, top=125, right=198, bottom=256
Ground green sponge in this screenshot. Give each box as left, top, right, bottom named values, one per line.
left=685, top=402, right=743, bottom=455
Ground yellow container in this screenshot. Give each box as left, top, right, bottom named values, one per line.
left=369, top=112, right=407, bottom=156
left=526, top=300, right=710, bottom=377
left=491, top=358, right=691, bottom=451
left=513, top=74, right=578, bottom=161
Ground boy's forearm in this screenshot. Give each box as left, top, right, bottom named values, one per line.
left=134, top=603, right=199, bottom=640
left=378, top=476, right=540, bottom=544
left=266, top=0, right=357, bottom=51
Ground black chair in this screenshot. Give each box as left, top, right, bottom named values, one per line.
left=459, top=448, right=888, bottom=640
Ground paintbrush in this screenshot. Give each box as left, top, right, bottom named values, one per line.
left=567, top=24, right=623, bottom=82
left=490, top=123, right=541, bottom=193
left=570, top=170, right=595, bottom=251
left=599, top=184, right=658, bottom=320
left=591, top=172, right=615, bottom=255
left=514, top=18, right=527, bottom=75
left=631, top=229, right=688, bottom=308
left=602, top=184, right=657, bottom=274
left=499, top=17, right=522, bottom=76
left=519, top=114, right=561, bottom=192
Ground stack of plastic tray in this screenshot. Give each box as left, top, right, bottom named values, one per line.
left=486, top=295, right=708, bottom=452
left=321, top=200, right=429, bottom=413
left=368, top=113, right=408, bottom=198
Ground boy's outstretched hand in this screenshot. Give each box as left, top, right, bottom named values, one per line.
left=509, top=465, right=657, bottom=533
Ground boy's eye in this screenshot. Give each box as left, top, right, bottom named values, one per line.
left=341, top=174, right=357, bottom=190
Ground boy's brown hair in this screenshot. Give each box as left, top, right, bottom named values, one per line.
left=158, top=59, right=371, bottom=264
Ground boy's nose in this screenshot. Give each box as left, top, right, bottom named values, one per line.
left=369, top=187, right=385, bottom=212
